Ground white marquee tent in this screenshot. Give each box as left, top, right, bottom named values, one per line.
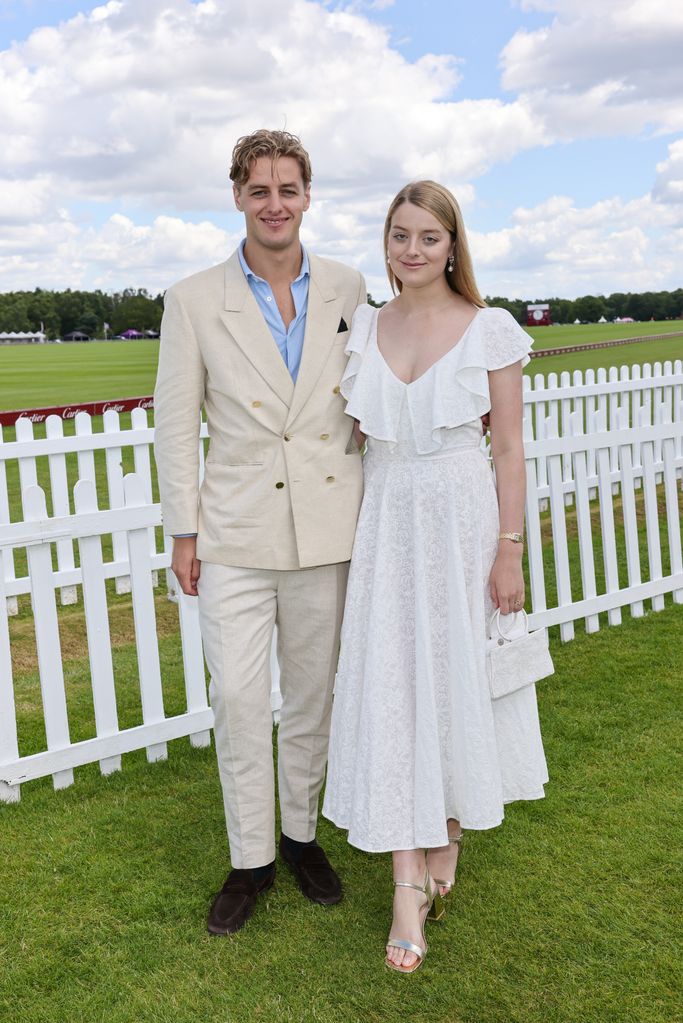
left=0, top=331, right=47, bottom=344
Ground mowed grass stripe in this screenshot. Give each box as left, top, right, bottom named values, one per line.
left=0, top=340, right=160, bottom=410
left=526, top=318, right=683, bottom=350
left=2, top=324, right=683, bottom=412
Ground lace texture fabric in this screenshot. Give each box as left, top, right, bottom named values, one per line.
left=322, top=304, right=548, bottom=853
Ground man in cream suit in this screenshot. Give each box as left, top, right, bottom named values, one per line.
left=154, top=129, right=366, bottom=935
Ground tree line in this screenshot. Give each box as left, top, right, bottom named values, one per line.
left=370, top=289, right=683, bottom=323
left=0, top=288, right=163, bottom=338
left=0, top=286, right=681, bottom=338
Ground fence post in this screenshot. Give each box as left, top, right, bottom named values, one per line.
left=175, top=585, right=212, bottom=748
left=103, top=409, right=131, bottom=594
left=558, top=371, right=573, bottom=506
left=46, top=415, right=78, bottom=606
left=0, top=424, right=18, bottom=617
left=593, top=409, right=622, bottom=627
left=124, top=473, right=167, bottom=763
left=673, top=360, right=683, bottom=465
left=0, top=549, right=21, bottom=802
left=660, top=402, right=683, bottom=604
left=74, top=479, right=122, bottom=776
left=639, top=405, right=664, bottom=612
left=532, top=372, right=549, bottom=510
left=617, top=408, right=644, bottom=619
left=24, top=484, right=74, bottom=790
left=570, top=411, right=599, bottom=633
left=523, top=415, right=547, bottom=625
left=545, top=410, right=574, bottom=642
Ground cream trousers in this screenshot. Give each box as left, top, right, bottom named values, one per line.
left=197, top=561, right=349, bottom=869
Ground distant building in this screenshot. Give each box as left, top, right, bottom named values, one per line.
left=0, top=330, right=47, bottom=344
left=61, top=330, right=91, bottom=341
left=526, top=303, right=551, bottom=326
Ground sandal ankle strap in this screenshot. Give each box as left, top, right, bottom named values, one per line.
left=393, top=879, right=426, bottom=895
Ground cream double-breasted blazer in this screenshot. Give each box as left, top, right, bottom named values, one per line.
left=154, top=249, right=367, bottom=570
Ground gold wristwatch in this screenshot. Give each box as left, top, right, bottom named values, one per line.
left=499, top=532, right=524, bottom=543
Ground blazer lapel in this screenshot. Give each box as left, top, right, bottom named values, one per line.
left=218, top=252, right=294, bottom=406
left=286, top=254, right=343, bottom=426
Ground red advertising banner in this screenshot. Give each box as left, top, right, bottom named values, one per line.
left=0, top=395, right=154, bottom=427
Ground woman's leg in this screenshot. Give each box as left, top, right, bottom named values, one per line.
left=386, top=849, right=430, bottom=970
left=427, top=818, right=463, bottom=898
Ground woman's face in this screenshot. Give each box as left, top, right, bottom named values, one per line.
left=387, top=201, right=453, bottom=290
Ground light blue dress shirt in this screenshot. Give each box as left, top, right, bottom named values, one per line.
left=238, top=239, right=310, bottom=382
left=172, top=242, right=310, bottom=537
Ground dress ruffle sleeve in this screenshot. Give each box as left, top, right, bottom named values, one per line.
left=420, top=307, right=532, bottom=453
left=342, top=304, right=532, bottom=455
left=341, top=304, right=404, bottom=443
left=340, top=303, right=375, bottom=403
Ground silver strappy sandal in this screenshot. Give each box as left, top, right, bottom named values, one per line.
left=385, top=870, right=435, bottom=974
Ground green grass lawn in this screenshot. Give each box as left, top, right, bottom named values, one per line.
left=2, top=327, right=681, bottom=1020
left=530, top=336, right=683, bottom=377
left=526, top=319, right=683, bottom=350
left=1, top=603, right=680, bottom=1023
left=2, top=322, right=683, bottom=413
left=0, top=340, right=160, bottom=410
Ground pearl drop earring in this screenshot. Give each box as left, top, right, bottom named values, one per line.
left=447, top=255, right=455, bottom=273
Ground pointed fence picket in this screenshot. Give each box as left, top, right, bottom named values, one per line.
left=0, top=548, right=19, bottom=803
left=46, top=415, right=78, bottom=605
left=24, top=484, right=74, bottom=792
left=0, top=410, right=209, bottom=612
left=103, top=409, right=130, bottom=594
left=0, top=473, right=213, bottom=802
left=74, top=478, right=121, bottom=776
left=522, top=359, right=682, bottom=513
left=525, top=399, right=683, bottom=634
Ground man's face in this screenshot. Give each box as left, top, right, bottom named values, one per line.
left=233, top=155, right=310, bottom=253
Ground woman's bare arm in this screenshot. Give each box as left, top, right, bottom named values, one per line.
left=487, top=362, right=526, bottom=614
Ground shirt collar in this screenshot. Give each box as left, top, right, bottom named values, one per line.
left=238, top=239, right=309, bottom=284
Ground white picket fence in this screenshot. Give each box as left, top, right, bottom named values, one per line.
left=0, top=408, right=187, bottom=615
left=523, top=403, right=683, bottom=643
left=523, top=359, right=683, bottom=502
left=1, top=361, right=682, bottom=802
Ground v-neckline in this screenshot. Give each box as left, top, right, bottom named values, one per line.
left=373, top=305, right=483, bottom=387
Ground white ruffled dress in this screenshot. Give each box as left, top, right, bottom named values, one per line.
left=322, top=304, right=548, bottom=852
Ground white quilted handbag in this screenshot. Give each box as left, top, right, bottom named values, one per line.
left=486, top=609, right=554, bottom=700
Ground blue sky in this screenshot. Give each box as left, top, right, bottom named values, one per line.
left=0, top=0, right=681, bottom=300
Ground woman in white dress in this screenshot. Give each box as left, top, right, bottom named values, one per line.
left=322, top=181, right=548, bottom=973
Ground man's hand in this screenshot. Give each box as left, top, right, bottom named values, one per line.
left=171, top=536, right=201, bottom=596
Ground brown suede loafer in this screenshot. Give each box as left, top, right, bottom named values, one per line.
left=206, top=865, right=276, bottom=936
left=279, top=839, right=343, bottom=905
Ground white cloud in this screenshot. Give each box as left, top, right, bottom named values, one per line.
left=0, top=211, right=238, bottom=292
left=501, top=0, right=683, bottom=138
left=653, top=139, right=683, bottom=206
left=0, top=0, right=543, bottom=218
left=472, top=189, right=683, bottom=298
left=0, top=0, right=682, bottom=301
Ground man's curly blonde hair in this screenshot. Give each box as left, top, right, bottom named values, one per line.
left=230, top=129, right=312, bottom=189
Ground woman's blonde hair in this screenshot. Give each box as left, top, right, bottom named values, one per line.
left=383, top=180, right=485, bottom=305
left=230, top=129, right=312, bottom=189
